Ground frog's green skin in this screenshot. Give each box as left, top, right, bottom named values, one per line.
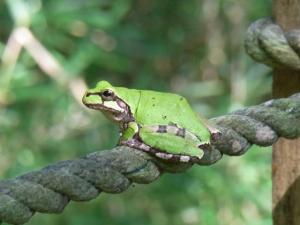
left=82, top=81, right=220, bottom=163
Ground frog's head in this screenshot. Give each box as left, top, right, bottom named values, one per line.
left=82, top=81, right=135, bottom=123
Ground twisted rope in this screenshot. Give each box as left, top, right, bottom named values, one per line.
left=245, top=18, right=300, bottom=70
left=0, top=93, right=299, bottom=224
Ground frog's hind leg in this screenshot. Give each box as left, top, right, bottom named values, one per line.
left=144, top=124, right=208, bottom=146
left=138, top=124, right=205, bottom=161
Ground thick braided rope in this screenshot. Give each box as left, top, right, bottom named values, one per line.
left=0, top=93, right=299, bottom=224
left=245, top=18, right=300, bottom=70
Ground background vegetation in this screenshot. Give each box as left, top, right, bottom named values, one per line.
left=0, top=0, right=272, bottom=224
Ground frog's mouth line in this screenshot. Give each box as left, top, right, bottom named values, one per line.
left=84, top=103, right=121, bottom=114
left=84, top=98, right=134, bottom=124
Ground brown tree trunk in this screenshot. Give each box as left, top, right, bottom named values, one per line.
left=272, top=0, right=300, bottom=224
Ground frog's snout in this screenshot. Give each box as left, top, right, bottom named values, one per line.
left=85, top=92, right=92, bottom=97
left=82, top=91, right=90, bottom=104
left=82, top=91, right=102, bottom=105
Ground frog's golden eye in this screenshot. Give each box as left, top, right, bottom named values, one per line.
left=101, top=89, right=115, bottom=100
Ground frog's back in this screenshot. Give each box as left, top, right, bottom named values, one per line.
left=135, top=90, right=211, bottom=141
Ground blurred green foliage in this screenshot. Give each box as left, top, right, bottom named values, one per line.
left=0, top=0, right=273, bottom=224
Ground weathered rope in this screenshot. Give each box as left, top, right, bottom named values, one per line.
left=0, top=93, right=299, bottom=224
left=245, top=18, right=300, bottom=70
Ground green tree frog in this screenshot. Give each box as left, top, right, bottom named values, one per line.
left=82, top=81, right=220, bottom=163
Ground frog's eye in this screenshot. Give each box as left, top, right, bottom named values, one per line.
left=101, top=89, right=115, bottom=100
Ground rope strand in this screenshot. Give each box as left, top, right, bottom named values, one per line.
left=0, top=93, right=299, bottom=224
left=245, top=18, right=300, bottom=70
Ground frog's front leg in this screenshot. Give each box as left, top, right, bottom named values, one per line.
left=119, top=122, right=152, bottom=152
